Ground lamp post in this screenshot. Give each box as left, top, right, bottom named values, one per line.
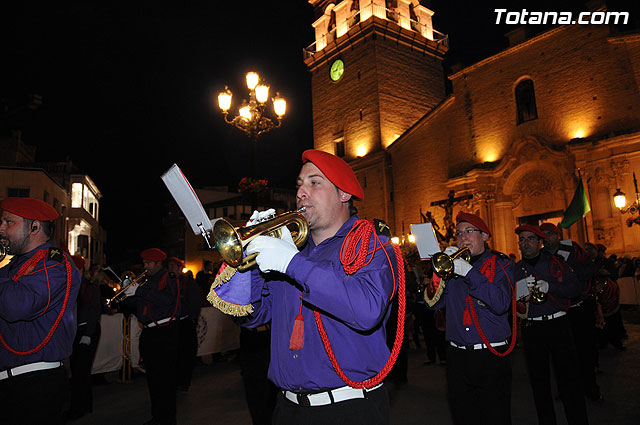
left=613, top=172, right=640, bottom=215
left=217, top=71, right=287, bottom=179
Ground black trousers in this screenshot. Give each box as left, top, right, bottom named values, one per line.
left=446, top=344, right=512, bottom=425
left=567, top=300, right=600, bottom=399
left=0, top=365, right=67, bottom=425
left=177, top=318, right=198, bottom=388
left=273, top=385, right=389, bottom=425
left=523, top=315, right=588, bottom=425
left=68, top=324, right=101, bottom=415
left=140, top=321, right=180, bottom=425
left=240, top=326, right=278, bottom=425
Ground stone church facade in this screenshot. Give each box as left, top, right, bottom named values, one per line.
left=305, top=0, right=640, bottom=257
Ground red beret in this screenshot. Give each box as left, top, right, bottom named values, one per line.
left=456, top=212, right=491, bottom=236
left=141, top=248, right=167, bottom=262
left=302, top=149, right=364, bottom=200
left=540, top=222, right=561, bottom=235
left=71, top=255, right=86, bottom=270
left=515, top=224, right=546, bottom=239
left=595, top=243, right=606, bottom=252
left=167, top=257, right=185, bottom=269
left=0, top=197, right=59, bottom=221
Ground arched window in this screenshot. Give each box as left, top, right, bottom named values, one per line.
left=515, top=79, right=538, bottom=124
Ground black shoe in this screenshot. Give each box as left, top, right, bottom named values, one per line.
left=587, top=393, right=605, bottom=403
left=62, top=409, right=86, bottom=422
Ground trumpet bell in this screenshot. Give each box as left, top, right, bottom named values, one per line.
left=431, top=247, right=471, bottom=280
left=213, top=219, right=245, bottom=268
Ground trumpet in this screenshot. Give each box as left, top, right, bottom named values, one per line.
left=213, top=208, right=309, bottom=272
left=107, top=270, right=149, bottom=307
left=517, top=266, right=547, bottom=305
left=528, top=282, right=547, bottom=304
left=0, top=240, right=7, bottom=262
left=431, top=247, right=471, bottom=280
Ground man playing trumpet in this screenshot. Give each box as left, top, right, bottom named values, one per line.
left=211, top=150, right=402, bottom=425
left=515, top=224, right=588, bottom=425
left=0, top=197, right=81, bottom=425
left=126, top=248, right=181, bottom=425
left=424, top=212, right=515, bottom=425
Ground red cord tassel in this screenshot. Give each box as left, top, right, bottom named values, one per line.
left=289, top=295, right=305, bottom=350
left=289, top=313, right=304, bottom=350
left=462, top=297, right=472, bottom=326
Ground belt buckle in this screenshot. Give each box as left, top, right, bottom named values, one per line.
left=465, top=345, right=474, bottom=350
left=296, top=393, right=311, bottom=407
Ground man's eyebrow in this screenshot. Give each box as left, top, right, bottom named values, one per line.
left=298, top=173, right=326, bottom=181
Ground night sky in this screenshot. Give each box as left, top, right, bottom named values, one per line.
left=3, top=1, right=636, bottom=264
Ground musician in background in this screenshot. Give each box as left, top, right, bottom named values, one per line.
left=212, top=150, right=401, bottom=425
left=0, top=197, right=81, bottom=425
left=540, top=223, right=602, bottom=402
left=424, top=212, right=514, bottom=425
left=126, top=248, right=181, bottom=425
left=64, top=255, right=102, bottom=421
left=515, top=224, right=588, bottom=425
left=167, top=257, right=200, bottom=392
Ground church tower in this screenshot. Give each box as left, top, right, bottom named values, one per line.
left=304, top=0, right=448, bottom=225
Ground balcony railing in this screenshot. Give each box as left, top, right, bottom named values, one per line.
left=303, top=3, right=449, bottom=59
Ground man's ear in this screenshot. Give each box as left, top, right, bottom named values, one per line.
left=338, top=190, right=352, bottom=203
left=30, top=221, right=40, bottom=233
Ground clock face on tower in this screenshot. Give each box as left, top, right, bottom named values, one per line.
left=330, top=59, right=344, bottom=82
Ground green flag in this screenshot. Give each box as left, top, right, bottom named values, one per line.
left=560, top=176, right=590, bottom=228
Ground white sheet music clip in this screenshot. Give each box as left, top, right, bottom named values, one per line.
left=410, top=222, right=441, bottom=259
left=161, top=164, right=214, bottom=249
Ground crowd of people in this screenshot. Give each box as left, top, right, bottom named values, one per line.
left=0, top=150, right=633, bottom=425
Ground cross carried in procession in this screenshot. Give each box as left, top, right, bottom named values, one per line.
left=430, top=190, right=473, bottom=241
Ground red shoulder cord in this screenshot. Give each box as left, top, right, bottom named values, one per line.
left=466, top=255, right=518, bottom=357
left=314, top=219, right=405, bottom=389
left=0, top=250, right=73, bottom=356
left=547, top=256, right=571, bottom=310
left=147, top=271, right=181, bottom=327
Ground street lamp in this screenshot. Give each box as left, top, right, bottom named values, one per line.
left=217, top=71, right=286, bottom=178
left=613, top=172, right=640, bottom=214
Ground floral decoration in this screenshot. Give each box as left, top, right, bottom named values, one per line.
left=238, top=177, right=268, bottom=194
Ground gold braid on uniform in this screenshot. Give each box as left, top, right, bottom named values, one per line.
left=424, top=279, right=445, bottom=307
left=205, top=264, right=254, bottom=317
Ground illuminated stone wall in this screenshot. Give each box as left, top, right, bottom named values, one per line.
left=386, top=24, right=640, bottom=255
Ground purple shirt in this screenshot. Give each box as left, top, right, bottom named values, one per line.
left=515, top=250, right=580, bottom=318
left=0, top=242, right=81, bottom=370
left=237, top=215, right=398, bottom=391
left=428, top=250, right=514, bottom=346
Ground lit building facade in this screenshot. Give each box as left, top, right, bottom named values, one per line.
left=305, top=0, right=640, bottom=256
left=0, top=133, right=107, bottom=267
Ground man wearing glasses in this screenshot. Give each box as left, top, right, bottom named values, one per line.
left=425, top=212, right=514, bottom=425
left=515, top=224, right=588, bottom=425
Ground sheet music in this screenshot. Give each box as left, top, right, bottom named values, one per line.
left=410, top=222, right=441, bottom=259
left=161, top=164, right=213, bottom=248
left=557, top=239, right=573, bottom=261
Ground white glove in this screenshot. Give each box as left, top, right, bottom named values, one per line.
left=245, top=235, right=298, bottom=274
left=124, top=283, right=139, bottom=297
left=79, top=335, right=91, bottom=346
left=246, top=209, right=276, bottom=226
left=278, top=225, right=295, bottom=245
left=444, top=246, right=458, bottom=256
left=532, top=279, right=549, bottom=294
left=453, top=258, right=473, bottom=277
left=516, top=276, right=535, bottom=300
